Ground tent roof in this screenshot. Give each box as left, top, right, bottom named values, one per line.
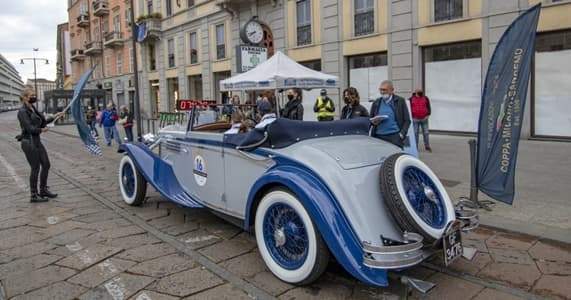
left=220, top=51, right=339, bottom=91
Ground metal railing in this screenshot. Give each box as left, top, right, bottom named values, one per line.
left=354, top=10, right=374, bottom=36
left=296, top=25, right=312, bottom=46
left=216, top=44, right=226, bottom=60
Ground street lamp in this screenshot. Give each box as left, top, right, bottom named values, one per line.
left=20, top=49, right=50, bottom=106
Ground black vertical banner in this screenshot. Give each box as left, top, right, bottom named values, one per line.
left=476, top=4, right=541, bottom=204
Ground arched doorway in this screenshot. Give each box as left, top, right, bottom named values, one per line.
left=261, top=23, right=274, bottom=57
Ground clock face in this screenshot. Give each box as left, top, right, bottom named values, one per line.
left=245, top=21, right=264, bottom=44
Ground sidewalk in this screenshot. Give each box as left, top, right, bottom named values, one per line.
left=51, top=124, right=571, bottom=243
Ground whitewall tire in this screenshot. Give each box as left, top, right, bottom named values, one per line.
left=255, top=189, right=329, bottom=285
left=118, top=155, right=147, bottom=206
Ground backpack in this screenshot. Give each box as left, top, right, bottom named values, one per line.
left=411, top=96, right=430, bottom=119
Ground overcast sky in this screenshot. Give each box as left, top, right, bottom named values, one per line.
left=0, top=0, right=68, bottom=83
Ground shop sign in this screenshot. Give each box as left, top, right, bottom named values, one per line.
left=236, top=45, right=268, bottom=73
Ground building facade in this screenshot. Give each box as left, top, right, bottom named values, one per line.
left=68, top=0, right=137, bottom=110
left=56, top=23, right=73, bottom=90
left=0, top=54, right=25, bottom=109
left=26, top=79, right=57, bottom=111
left=134, top=0, right=570, bottom=139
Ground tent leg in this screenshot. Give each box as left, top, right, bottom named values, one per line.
left=468, top=139, right=493, bottom=211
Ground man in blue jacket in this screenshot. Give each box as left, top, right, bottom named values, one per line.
left=369, top=80, right=411, bottom=148
left=100, top=102, right=122, bottom=146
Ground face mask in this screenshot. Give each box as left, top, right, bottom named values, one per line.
left=287, top=95, right=294, bottom=101
left=28, top=96, right=37, bottom=104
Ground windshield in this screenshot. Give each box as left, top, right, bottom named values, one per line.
left=190, top=104, right=258, bottom=130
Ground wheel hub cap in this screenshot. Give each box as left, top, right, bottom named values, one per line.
left=274, top=228, right=286, bottom=247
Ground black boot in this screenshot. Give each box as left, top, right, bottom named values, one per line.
left=31, top=193, right=49, bottom=203
left=39, top=187, right=58, bottom=199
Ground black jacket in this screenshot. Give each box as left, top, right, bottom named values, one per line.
left=369, top=94, right=411, bottom=138
left=281, top=99, right=304, bottom=120
left=17, top=104, right=53, bottom=144
left=341, top=104, right=369, bottom=119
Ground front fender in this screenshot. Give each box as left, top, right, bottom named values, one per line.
left=245, top=159, right=388, bottom=287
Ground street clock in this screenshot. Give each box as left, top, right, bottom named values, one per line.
left=240, top=19, right=264, bottom=45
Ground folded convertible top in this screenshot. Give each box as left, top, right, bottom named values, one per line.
left=224, top=117, right=371, bottom=149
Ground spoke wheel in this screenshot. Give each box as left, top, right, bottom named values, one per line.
left=118, top=155, right=147, bottom=206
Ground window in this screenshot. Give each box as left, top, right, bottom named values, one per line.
left=125, top=7, right=132, bottom=28
left=189, top=32, right=198, bottom=64
left=296, top=0, right=311, bottom=46
left=354, top=0, right=374, bottom=36
left=188, top=75, right=202, bottom=99
left=215, top=24, right=225, bottom=60
left=349, top=52, right=387, bottom=69
left=300, top=60, right=321, bottom=71
left=168, top=38, right=175, bottom=68
left=116, top=51, right=123, bottom=75
left=128, top=47, right=134, bottom=73
left=147, top=0, right=153, bottom=14
left=434, top=0, right=463, bottom=22
left=113, top=14, right=121, bottom=32
left=105, top=55, right=111, bottom=76
left=423, top=40, right=481, bottom=62
left=166, top=0, right=172, bottom=16
left=148, top=44, right=156, bottom=71
left=188, top=0, right=194, bottom=7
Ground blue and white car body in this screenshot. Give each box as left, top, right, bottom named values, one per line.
left=118, top=114, right=478, bottom=287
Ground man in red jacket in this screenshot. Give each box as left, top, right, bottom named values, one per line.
left=410, top=88, right=432, bottom=152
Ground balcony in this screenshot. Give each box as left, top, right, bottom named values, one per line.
left=84, top=41, right=103, bottom=56
left=104, top=31, right=124, bottom=48
left=137, top=17, right=161, bottom=43
left=77, top=13, right=89, bottom=27
left=70, top=49, right=85, bottom=61
left=93, top=0, right=109, bottom=17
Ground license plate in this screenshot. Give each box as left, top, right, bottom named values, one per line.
left=443, top=228, right=463, bottom=266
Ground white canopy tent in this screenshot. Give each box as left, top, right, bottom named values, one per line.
left=220, top=51, right=339, bottom=91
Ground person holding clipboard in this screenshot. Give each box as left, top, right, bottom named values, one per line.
left=369, top=80, right=411, bottom=148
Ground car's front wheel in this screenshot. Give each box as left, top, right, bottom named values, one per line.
left=255, top=189, right=329, bottom=285
left=118, top=155, right=147, bottom=206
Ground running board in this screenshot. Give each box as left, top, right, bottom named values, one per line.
left=389, top=273, right=436, bottom=298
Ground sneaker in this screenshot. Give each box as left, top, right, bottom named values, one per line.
left=425, top=146, right=432, bottom=152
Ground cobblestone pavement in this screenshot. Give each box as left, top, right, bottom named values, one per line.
left=0, top=111, right=570, bottom=300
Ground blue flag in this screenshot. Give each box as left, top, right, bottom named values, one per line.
left=476, top=4, right=541, bottom=204
left=70, top=68, right=102, bottom=156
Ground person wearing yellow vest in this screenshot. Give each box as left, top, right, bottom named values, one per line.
left=313, top=89, right=335, bottom=121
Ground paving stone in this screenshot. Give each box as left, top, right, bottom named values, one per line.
left=1, top=241, right=57, bottom=259
left=152, top=267, right=225, bottom=297
left=350, top=283, right=400, bottom=300
left=0, top=252, right=13, bottom=264
left=28, top=212, right=79, bottom=227
left=2, top=265, right=77, bottom=298
left=489, top=248, right=534, bottom=265
left=413, top=273, right=484, bottom=300
left=46, top=236, right=107, bottom=257
left=102, top=233, right=161, bottom=249
left=485, top=233, right=537, bottom=251
left=203, top=221, right=243, bottom=240
left=162, top=222, right=199, bottom=236
left=47, top=228, right=96, bottom=245
left=249, top=271, right=294, bottom=296
left=532, top=275, right=571, bottom=300
left=536, top=260, right=571, bottom=275
left=449, top=252, right=493, bottom=275
left=130, top=290, right=179, bottom=300
left=463, top=238, right=489, bottom=253
left=0, top=253, right=62, bottom=279
left=198, top=237, right=257, bottom=263
left=471, top=288, right=523, bottom=300
left=177, top=229, right=222, bottom=250
left=73, top=211, right=121, bottom=224
left=78, top=218, right=133, bottom=232
left=0, top=226, right=47, bottom=250
left=478, top=262, right=541, bottom=289
left=0, top=217, right=29, bottom=230
left=219, top=251, right=267, bottom=278
left=134, top=207, right=170, bottom=221
left=128, top=253, right=197, bottom=277
left=68, top=258, right=138, bottom=288
left=116, top=243, right=178, bottom=262
left=78, top=273, right=155, bottom=300
left=463, top=227, right=496, bottom=241
left=148, top=215, right=185, bottom=230
left=529, top=240, right=571, bottom=262
left=278, top=277, right=353, bottom=300
left=40, top=220, right=88, bottom=237
left=56, top=245, right=123, bottom=270
left=11, top=281, right=87, bottom=300
left=183, top=283, right=252, bottom=299
left=92, top=225, right=147, bottom=239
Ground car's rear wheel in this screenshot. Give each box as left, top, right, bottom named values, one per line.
left=119, top=155, right=147, bottom=206
left=380, top=153, right=456, bottom=242
left=255, top=189, right=329, bottom=285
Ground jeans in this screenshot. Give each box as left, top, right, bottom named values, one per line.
left=21, top=139, right=50, bottom=194
left=413, top=118, right=430, bottom=147
left=88, top=121, right=99, bottom=137
left=103, top=126, right=122, bottom=146
left=124, top=126, right=133, bottom=142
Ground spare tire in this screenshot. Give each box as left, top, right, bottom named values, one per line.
left=380, top=153, right=456, bottom=242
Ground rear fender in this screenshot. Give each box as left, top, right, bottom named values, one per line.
left=245, top=160, right=388, bottom=287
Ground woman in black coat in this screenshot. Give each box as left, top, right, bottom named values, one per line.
left=281, top=88, right=304, bottom=120
left=17, top=88, right=63, bottom=202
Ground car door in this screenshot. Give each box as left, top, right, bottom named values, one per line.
left=174, top=131, right=226, bottom=212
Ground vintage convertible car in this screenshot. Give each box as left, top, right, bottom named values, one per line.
left=117, top=107, right=478, bottom=287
